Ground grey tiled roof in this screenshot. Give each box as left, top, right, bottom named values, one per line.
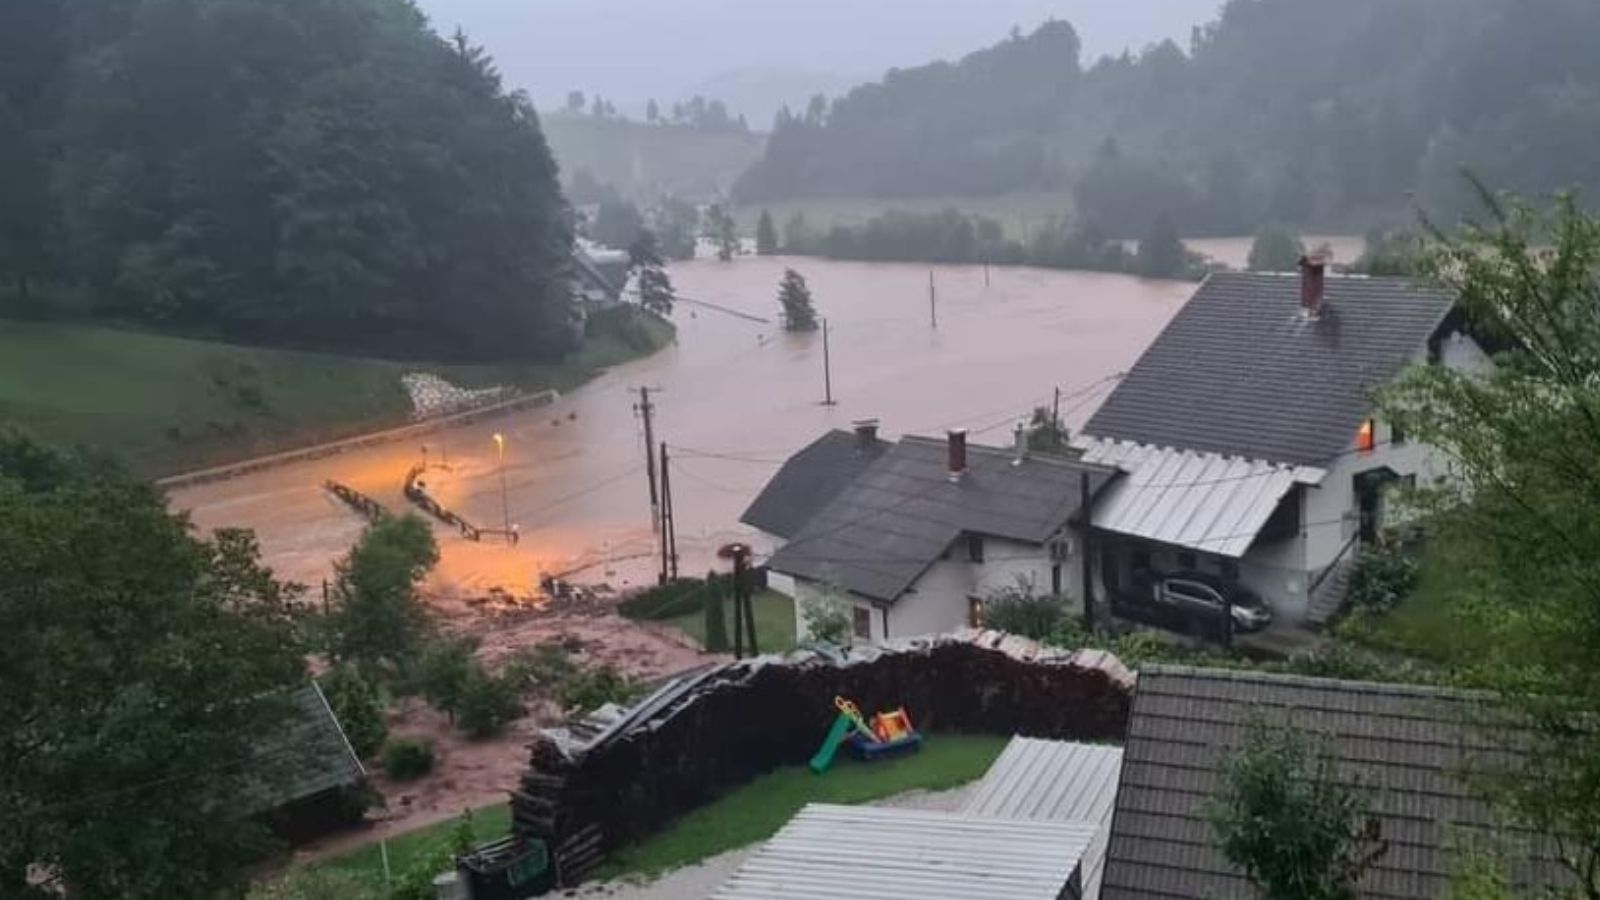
left=766, top=436, right=1119, bottom=602
left=1100, top=666, right=1566, bottom=900
left=740, top=429, right=890, bottom=539
left=242, top=683, right=366, bottom=814
left=1083, top=273, right=1455, bottom=466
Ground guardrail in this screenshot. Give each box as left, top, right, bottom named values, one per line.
left=402, top=464, right=483, bottom=541
left=323, top=480, right=388, bottom=522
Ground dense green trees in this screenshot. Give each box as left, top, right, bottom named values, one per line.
left=704, top=204, right=739, bottom=261
left=1135, top=215, right=1189, bottom=278
left=629, top=232, right=676, bottom=316
left=735, top=0, right=1600, bottom=232
left=326, top=515, right=440, bottom=677
left=756, top=211, right=779, bottom=255
left=0, top=0, right=574, bottom=362
left=1247, top=227, right=1307, bottom=272
left=0, top=432, right=307, bottom=898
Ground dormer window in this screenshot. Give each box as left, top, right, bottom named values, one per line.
left=1356, top=419, right=1376, bottom=454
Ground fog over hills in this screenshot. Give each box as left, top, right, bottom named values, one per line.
left=411, top=0, right=1223, bottom=123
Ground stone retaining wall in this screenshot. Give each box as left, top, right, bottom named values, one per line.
left=512, top=632, right=1134, bottom=884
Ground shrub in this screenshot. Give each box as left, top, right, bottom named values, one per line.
left=983, top=581, right=1066, bottom=640
left=383, top=738, right=436, bottom=781
left=318, top=665, right=388, bottom=759
left=1348, top=545, right=1419, bottom=613
left=561, top=664, right=638, bottom=715
left=618, top=575, right=729, bottom=620
left=503, top=642, right=578, bottom=693
left=455, top=667, right=524, bottom=739
left=415, top=635, right=479, bottom=721
left=801, top=594, right=853, bottom=645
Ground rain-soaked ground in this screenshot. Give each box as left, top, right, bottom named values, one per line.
left=171, top=237, right=1359, bottom=599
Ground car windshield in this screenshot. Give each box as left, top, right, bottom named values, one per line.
left=1231, top=586, right=1266, bottom=609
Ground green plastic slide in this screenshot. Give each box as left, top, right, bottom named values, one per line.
left=808, top=712, right=854, bottom=774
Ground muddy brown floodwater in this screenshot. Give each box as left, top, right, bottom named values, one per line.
left=172, top=256, right=1199, bottom=600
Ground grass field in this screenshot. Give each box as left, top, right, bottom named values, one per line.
left=0, top=312, right=672, bottom=477
left=666, top=590, right=798, bottom=654
left=543, top=114, right=766, bottom=202
left=315, top=804, right=512, bottom=881
left=733, top=191, right=1078, bottom=242
left=593, top=733, right=1009, bottom=881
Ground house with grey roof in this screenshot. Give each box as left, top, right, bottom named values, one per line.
left=755, top=428, right=1119, bottom=643
left=571, top=244, right=630, bottom=312
left=1100, top=666, right=1566, bottom=900
left=739, top=421, right=891, bottom=565
left=1079, top=257, right=1489, bottom=627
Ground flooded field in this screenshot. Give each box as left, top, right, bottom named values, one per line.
left=171, top=256, right=1202, bottom=597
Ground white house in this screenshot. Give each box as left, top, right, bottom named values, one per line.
left=750, top=428, right=1120, bottom=644
left=1077, top=257, right=1490, bottom=627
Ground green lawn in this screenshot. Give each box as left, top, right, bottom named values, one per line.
left=593, top=733, right=1009, bottom=881
left=316, top=803, right=512, bottom=881
left=734, top=191, right=1078, bottom=242
left=666, top=590, right=798, bottom=654
left=0, top=313, right=671, bottom=477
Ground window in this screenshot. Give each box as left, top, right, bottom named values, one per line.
left=852, top=605, right=872, bottom=640
left=967, top=534, right=985, bottom=563
left=1356, top=418, right=1376, bottom=453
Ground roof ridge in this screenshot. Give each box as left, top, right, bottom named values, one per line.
left=1138, top=663, right=1464, bottom=700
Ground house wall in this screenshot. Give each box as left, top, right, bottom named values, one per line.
left=785, top=532, right=1087, bottom=644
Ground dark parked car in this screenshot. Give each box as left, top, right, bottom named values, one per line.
left=1114, top=570, right=1274, bottom=634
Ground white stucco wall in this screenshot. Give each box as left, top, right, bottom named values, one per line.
left=785, top=532, right=1084, bottom=644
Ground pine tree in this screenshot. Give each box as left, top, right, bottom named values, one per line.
left=777, top=268, right=818, bottom=332
left=1135, top=214, right=1187, bottom=278
left=756, top=209, right=779, bottom=255
left=705, top=204, right=739, bottom=261
left=629, top=231, right=675, bottom=316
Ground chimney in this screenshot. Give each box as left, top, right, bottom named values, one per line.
left=852, top=418, right=880, bottom=450
left=1012, top=422, right=1028, bottom=466
left=1299, top=253, right=1327, bottom=318
left=947, top=429, right=968, bottom=481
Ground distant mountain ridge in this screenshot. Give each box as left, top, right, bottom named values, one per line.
left=733, top=0, right=1600, bottom=233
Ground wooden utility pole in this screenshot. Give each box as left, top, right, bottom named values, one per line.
left=821, top=318, right=836, bottom=406
left=635, top=387, right=659, bottom=533
left=658, top=441, right=678, bottom=583
left=1081, top=470, right=1095, bottom=634
left=721, top=542, right=753, bottom=659
left=1053, top=386, right=1063, bottom=434
left=928, top=271, right=938, bottom=329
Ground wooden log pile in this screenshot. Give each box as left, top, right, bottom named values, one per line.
left=512, top=632, right=1134, bottom=887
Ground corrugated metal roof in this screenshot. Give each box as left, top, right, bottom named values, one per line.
left=712, top=804, right=1098, bottom=900
left=1080, top=439, right=1324, bottom=558
left=963, top=739, right=1123, bottom=900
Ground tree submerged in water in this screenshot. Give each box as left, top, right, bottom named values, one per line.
left=777, top=268, right=818, bottom=332
left=629, top=231, right=676, bottom=317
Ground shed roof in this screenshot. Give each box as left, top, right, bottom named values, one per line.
left=740, top=429, right=890, bottom=539
left=1079, top=439, right=1324, bottom=557
left=241, top=683, right=366, bottom=815
left=1083, top=273, right=1455, bottom=466
left=1100, top=666, right=1566, bottom=900
left=712, top=804, right=1097, bottom=900
left=963, top=738, right=1125, bottom=900
left=766, top=436, right=1119, bottom=602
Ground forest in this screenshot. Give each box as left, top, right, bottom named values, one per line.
left=734, top=0, right=1600, bottom=235
left=0, top=0, right=575, bottom=362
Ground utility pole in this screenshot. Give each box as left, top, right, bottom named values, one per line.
left=821, top=317, right=836, bottom=406
left=984, top=259, right=991, bottom=288
left=658, top=441, right=678, bottom=583
left=635, top=387, right=659, bottom=533
left=1081, top=470, right=1095, bottom=634
left=928, top=271, right=938, bottom=329
left=1053, top=386, right=1062, bottom=434
left=720, top=542, right=752, bottom=659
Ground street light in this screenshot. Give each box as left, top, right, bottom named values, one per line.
left=492, top=433, right=511, bottom=542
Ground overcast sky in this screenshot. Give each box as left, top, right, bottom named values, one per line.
left=412, top=0, right=1225, bottom=123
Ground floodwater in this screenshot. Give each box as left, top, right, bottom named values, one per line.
left=171, top=256, right=1205, bottom=597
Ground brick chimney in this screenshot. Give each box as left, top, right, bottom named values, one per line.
left=1299, top=253, right=1327, bottom=319
left=947, top=429, right=968, bottom=482
left=853, top=419, right=880, bottom=451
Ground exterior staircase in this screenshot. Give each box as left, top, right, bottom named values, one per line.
left=1306, top=548, right=1359, bottom=628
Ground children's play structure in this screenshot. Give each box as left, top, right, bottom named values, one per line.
left=809, top=696, right=923, bottom=774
